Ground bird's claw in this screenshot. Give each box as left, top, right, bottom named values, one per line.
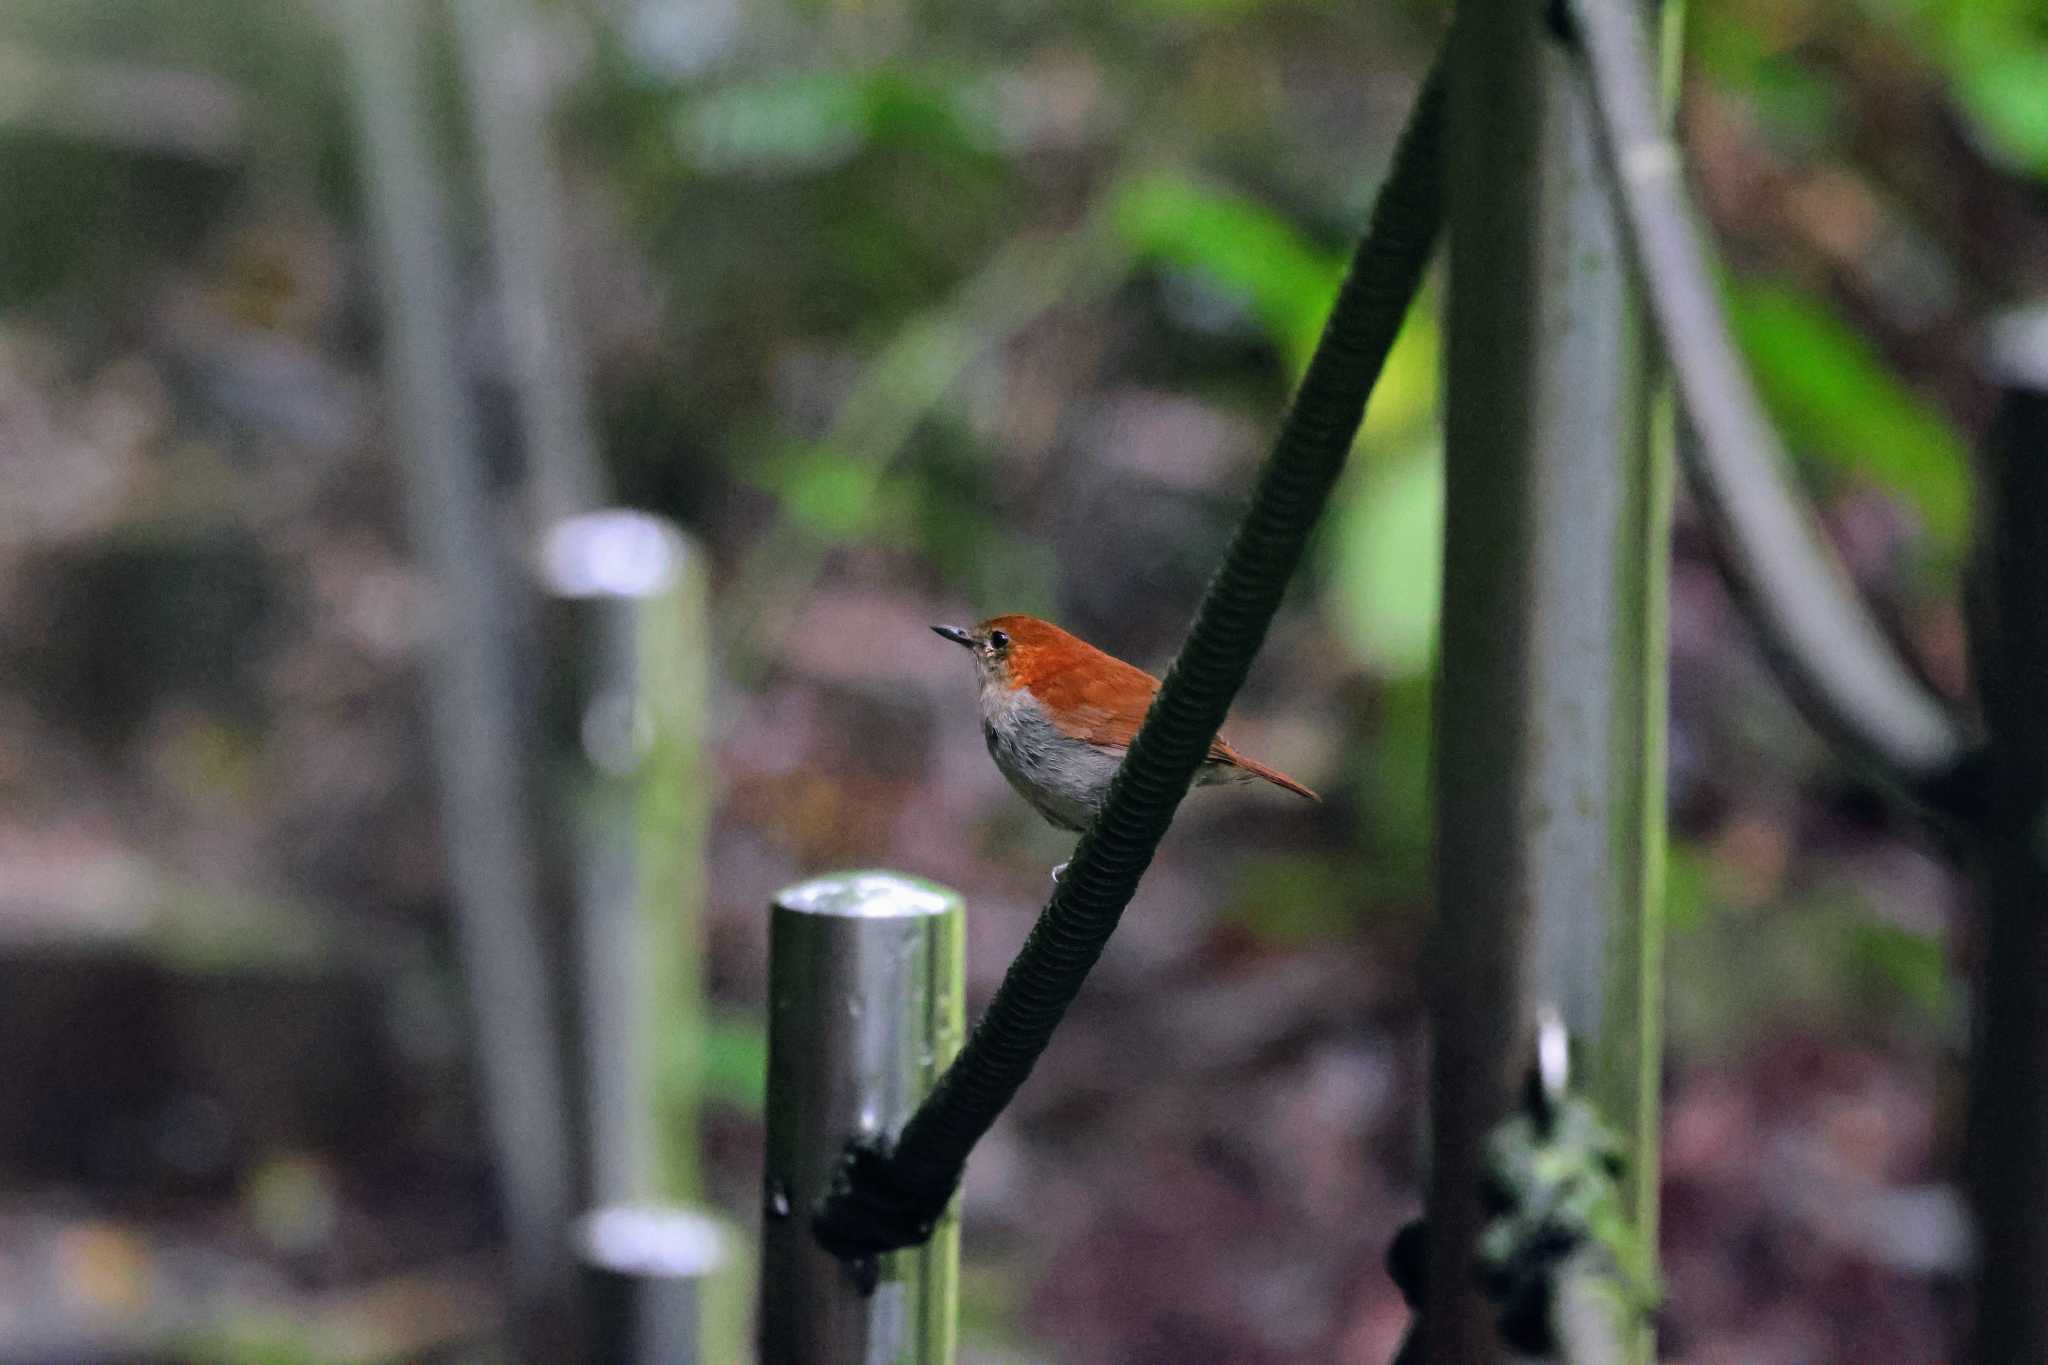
left=1050, top=861, right=1069, bottom=887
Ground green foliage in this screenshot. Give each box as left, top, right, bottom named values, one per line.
left=1869, top=0, right=2048, bottom=175
left=1687, top=9, right=1844, bottom=149
left=172, top=1321, right=332, bottom=1365
left=673, top=69, right=1006, bottom=177
left=1701, top=0, right=2048, bottom=176
left=1354, top=675, right=1437, bottom=903
left=1357, top=289, right=1443, bottom=440
left=958, top=1262, right=1032, bottom=1347
left=1109, top=171, right=1347, bottom=373
left=1478, top=1091, right=1658, bottom=1357
left=908, top=434, right=1064, bottom=616
left=1667, top=874, right=1956, bottom=1053
left=1220, top=852, right=1370, bottom=944
left=658, top=1001, right=764, bottom=1124
left=600, top=60, right=1027, bottom=354
left=1322, top=285, right=1443, bottom=678
left=1947, top=50, right=2048, bottom=176
left=1740, top=59, right=1846, bottom=151
left=743, top=439, right=909, bottom=544
left=1120, top=0, right=1346, bottom=16
left=699, top=1009, right=769, bottom=1115
left=674, top=74, right=874, bottom=175
left=0, top=1, right=346, bottom=307
left=1329, top=435, right=1443, bottom=679
left=1661, top=844, right=1712, bottom=935
left=1850, top=918, right=1953, bottom=1022
left=0, top=143, right=152, bottom=305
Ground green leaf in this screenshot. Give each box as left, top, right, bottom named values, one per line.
left=1108, top=171, right=1346, bottom=372
left=1360, top=289, right=1441, bottom=441
left=1851, top=920, right=1953, bottom=1023
left=742, top=441, right=903, bottom=544
left=673, top=68, right=1001, bottom=177
left=1727, top=278, right=1973, bottom=559
left=1328, top=437, right=1443, bottom=679
left=674, top=73, right=870, bottom=174
left=1355, top=675, right=1435, bottom=902
left=1122, top=0, right=1342, bottom=15
left=701, top=1011, right=769, bottom=1114
left=1949, top=49, right=2048, bottom=175
left=1842, top=0, right=2048, bottom=175
left=1220, top=854, right=1364, bottom=944
left=1663, top=844, right=1711, bottom=934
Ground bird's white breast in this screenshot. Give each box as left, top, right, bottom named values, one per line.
left=978, top=684, right=1124, bottom=833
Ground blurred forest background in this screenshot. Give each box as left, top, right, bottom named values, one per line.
left=1, top=0, right=2044, bottom=1360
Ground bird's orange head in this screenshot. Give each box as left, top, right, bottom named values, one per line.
left=929, top=614, right=1133, bottom=700
left=932, top=613, right=1183, bottom=759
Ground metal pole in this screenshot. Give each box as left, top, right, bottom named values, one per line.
left=1521, top=13, right=1675, bottom=1353
left=538, top=510, right=713, bottom=1209
left=761, top=873, right=964, bottom=1365
left=451, top=0, right=607, bottom=529
left=578, top=1204, right=730, bottom=1365
left=1427, top=0, right=1549, bottom=1358
left=1524, top=14, right=1660, bottom=1049
left=1964, top=305, right=2048, bottom=1365
left=336, top=0, right=575, bottom=1337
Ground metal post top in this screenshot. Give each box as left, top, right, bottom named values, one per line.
left=1986, top=304, right=2048, bottom=393
left=539, top=509, right=693, bottom=599
left=774, top=870, right=962, bottom=919
left=576, top=1204, right=729, bottom=1278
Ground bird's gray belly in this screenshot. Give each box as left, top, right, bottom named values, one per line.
left=981, top=703, right=1121, bottom=833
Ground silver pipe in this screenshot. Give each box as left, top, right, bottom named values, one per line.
left=578, top=1204, right=731, bottom=1365
left=760, top=873, right=965, bottom=1365
left=336, top=0, right=575, bottom=1322
left=537, top=510, right=713, bottom=1209
left=451, top=0, right=608, bottom=528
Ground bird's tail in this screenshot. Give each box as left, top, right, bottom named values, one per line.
left=1223, top=752, right=1319, bottom=801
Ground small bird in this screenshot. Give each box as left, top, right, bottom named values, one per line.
left=932, top=614, right=1317, bottom=834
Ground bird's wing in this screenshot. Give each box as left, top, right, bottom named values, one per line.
left=1029, top=648, right=1161, bottom=748
left=1031, top=641, right=1318, bottom=799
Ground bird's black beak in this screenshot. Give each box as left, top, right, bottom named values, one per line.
left=931, top=624, right=975, bottom=648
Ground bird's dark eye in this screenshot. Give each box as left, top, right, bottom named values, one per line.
left=988, top=629, right=1009, bottom=650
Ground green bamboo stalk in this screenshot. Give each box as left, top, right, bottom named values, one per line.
left=636, top=533, right=714, bottom=1206
left=538, top=511, right=713, bottom=1207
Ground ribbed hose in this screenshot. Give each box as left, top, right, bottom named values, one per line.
left=813, top=49, right=1452, bottom=1261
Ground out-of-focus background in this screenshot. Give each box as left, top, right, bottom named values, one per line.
left=1, top=0, right=2042, bottom=1360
